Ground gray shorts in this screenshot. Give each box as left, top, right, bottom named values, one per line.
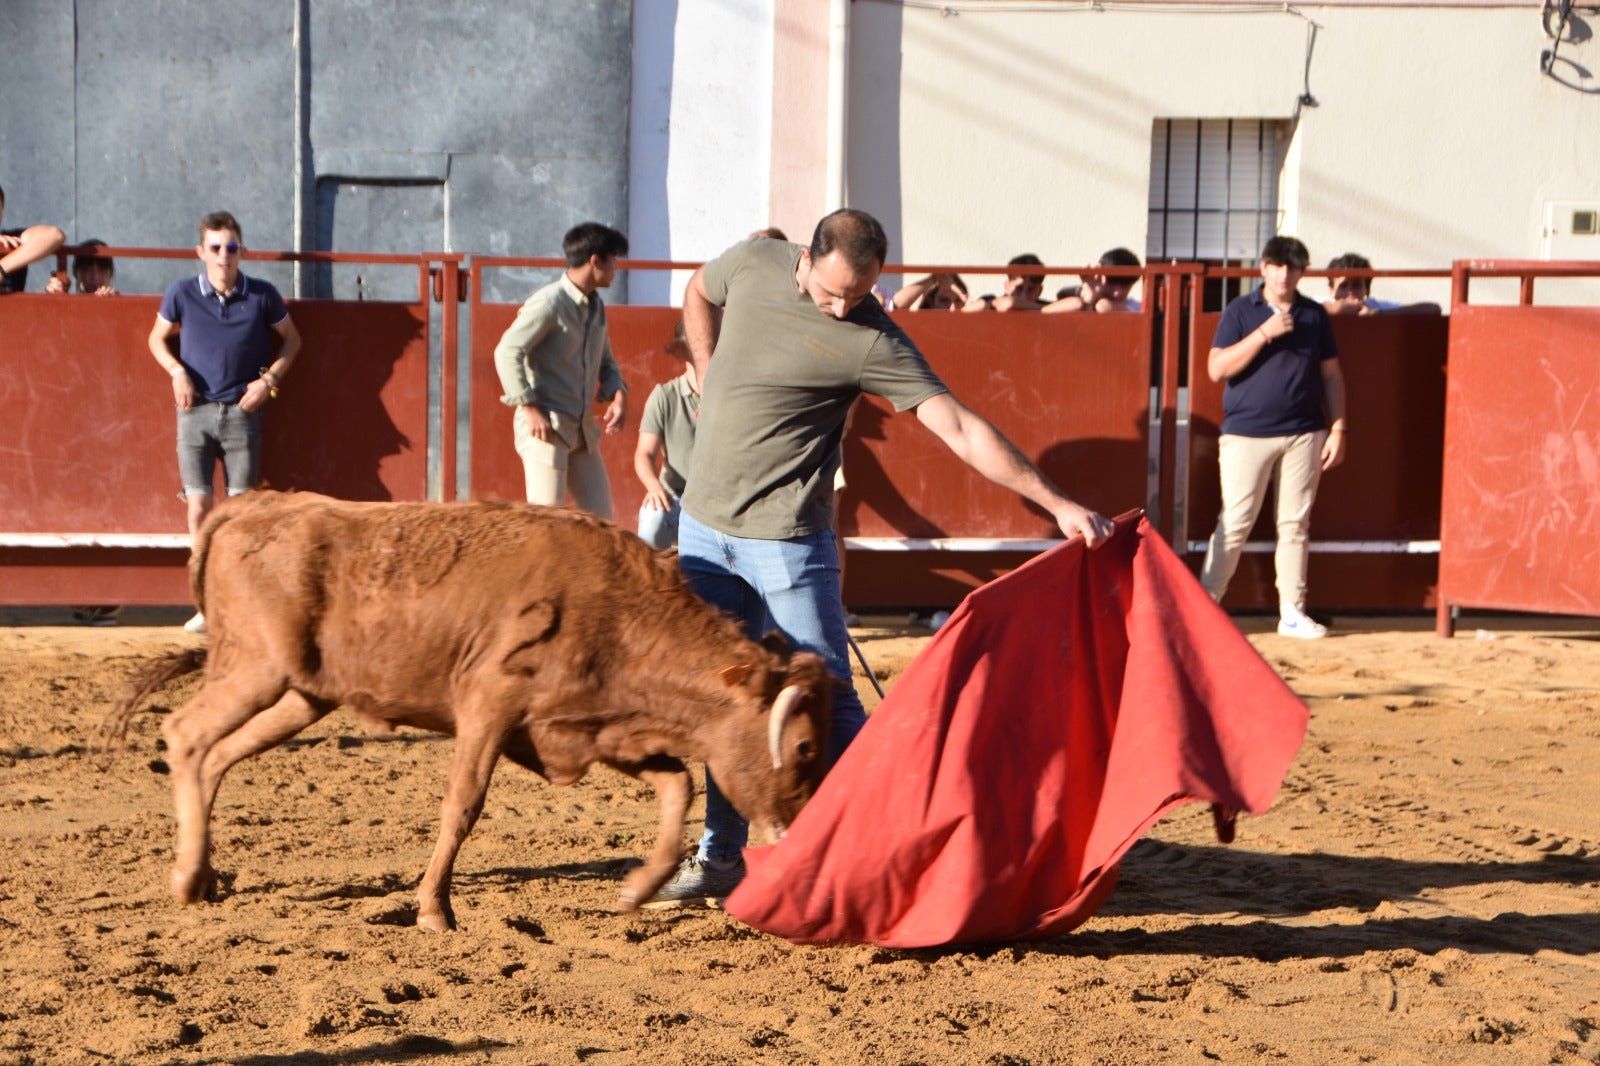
left=177, top=402, right=262, bottom=497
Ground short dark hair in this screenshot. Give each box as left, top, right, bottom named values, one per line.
left=1007, top=253, right=1045, bottom=276
left=1326, top=252, right=1372, bottom=273
left=0, top=183, right=6, bottom=207
left=563, top=222, right=628, bottom=268
left=751, top=226, right=787, bottom=241
left=808, top=209, right=888, bottom=273
left=1260, top=236, right=1310, bottom=269
left=73, top=238, right=114, bottom=276
left=1098, top=247, right=1141, bottom=269
left=198, top=211, right=242, bottom=242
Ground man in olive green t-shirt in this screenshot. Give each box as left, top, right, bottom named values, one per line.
left=633, top=319, right=700, bottom=549
left=644, top=209, right=1113, bottom=908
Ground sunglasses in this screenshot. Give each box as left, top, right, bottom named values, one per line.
left=207, top=242, right=240, bottom=255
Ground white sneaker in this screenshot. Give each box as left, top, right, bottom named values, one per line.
left=1277, top=606, right=1327, bottom=640
left=183, top=612, right=207, bottom=634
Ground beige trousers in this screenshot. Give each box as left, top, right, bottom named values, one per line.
left=1200, top=430, right=1327, bottom=613
left=513, top=416, right=614, bottom=520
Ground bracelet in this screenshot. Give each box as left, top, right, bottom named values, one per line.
left=169, top=365, right=185, bottom=378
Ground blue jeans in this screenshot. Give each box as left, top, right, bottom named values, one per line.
left=636, top=495, right=682, bottom=550
left=677, top=511, right=865, bottom=862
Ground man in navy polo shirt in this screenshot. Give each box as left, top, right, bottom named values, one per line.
left=1200, top=235, right=1347, bottom=639
left=147, top=210, right=302, bottom=633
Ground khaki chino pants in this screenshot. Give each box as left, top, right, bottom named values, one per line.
left=513, top=414, right=614, bottom=521
left=1200, top=430, right=1327, bottom=614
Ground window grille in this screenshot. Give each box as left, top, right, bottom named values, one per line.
left=1147, top=118, right=1287, bottom=265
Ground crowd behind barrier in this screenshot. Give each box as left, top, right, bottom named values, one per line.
left=3, top=245, right=1596, bottom=624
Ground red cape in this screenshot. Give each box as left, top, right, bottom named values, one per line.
left=724, top=512, right=1308, bottom=946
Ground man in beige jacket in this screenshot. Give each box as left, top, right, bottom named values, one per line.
left=493, top=222, right=629, bottom=518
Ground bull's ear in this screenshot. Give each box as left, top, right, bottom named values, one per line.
left=718, top=663, right=752, bottom=688
left=758, top=630, right=792, bottom=658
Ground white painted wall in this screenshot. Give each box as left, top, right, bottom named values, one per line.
left=634, top=2, right=1598, bottom=306
left=629, top=1, right=775, bottom=305
left=849, top=2, right=1600, bottom=306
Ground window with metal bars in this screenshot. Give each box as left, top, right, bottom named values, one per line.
left=1147, top=118, right=1289, bottom=309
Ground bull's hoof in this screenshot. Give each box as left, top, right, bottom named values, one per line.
left=619, top=864, right=674, bottom=911
left=416, top=907, right=457, bottom=933
left=169, top=865, right=217, bottom=904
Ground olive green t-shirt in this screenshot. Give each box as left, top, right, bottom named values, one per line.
left=681, top=238, right=948, bottom=539
left=639, top=372, right=699, bottom=498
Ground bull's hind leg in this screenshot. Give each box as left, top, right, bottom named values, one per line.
left=161, top=671, right=290, bottom=904
left=417, top=717, right=510, bottom=932
left=619, top=759, right=693, bottom=910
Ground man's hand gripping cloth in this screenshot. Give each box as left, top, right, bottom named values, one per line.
left=724, top=511, right=1308, bottom=946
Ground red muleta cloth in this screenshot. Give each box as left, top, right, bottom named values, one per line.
left=724, top=511, right=1308, bottom=946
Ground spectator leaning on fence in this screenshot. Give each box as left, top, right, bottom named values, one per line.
left=46, top=238, right=119, bottom=296
left=1322, top=253, right=1442, bottom=316
left=964, top=253, right=1047, bottom=313
left=0, top=184, right=66, bottom=294
left=892, top=272, right=968, bottom=311
left=1043, top=247, right=1143, bottom=314
left=147, top=210, right=302, bottom=634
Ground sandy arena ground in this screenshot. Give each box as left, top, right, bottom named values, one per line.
left=1, top=608, right=1597, bottom=1065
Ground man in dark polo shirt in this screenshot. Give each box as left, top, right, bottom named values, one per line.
left=147, top=210, right=302, bottom=633
left=1200, top=235, right=1347, bottom=639
left=644, top=209, right=1113, bottom=906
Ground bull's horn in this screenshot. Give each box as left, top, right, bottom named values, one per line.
left=769, top=685, right=804, bottom=770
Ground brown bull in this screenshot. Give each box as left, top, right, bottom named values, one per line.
left=103, top=491, right=833, bottom=931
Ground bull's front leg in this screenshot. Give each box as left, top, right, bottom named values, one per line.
left=619, top=760, right=693, bottom=910
left=417, top=721, right=508, bottom=932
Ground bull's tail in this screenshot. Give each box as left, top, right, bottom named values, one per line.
left=100, top=648, right=208, bottom=753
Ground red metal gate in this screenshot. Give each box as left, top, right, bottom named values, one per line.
left=1436, top=261, right=1600, bottom=635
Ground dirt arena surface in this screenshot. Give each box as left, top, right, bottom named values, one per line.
left=2, top=609, right=1597, bottom=1065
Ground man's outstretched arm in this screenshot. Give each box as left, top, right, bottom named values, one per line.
left=915, top=392, right=1113, bottom=547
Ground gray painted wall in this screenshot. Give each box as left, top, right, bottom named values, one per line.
left=0, top=0, right=632, bottom=303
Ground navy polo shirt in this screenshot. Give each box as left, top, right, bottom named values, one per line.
left=158, top=271, right=289, bottom=404
left=1212, top=286, right=1338, bottom=437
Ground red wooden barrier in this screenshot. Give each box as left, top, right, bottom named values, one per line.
left=16, top=253, right=1569, bottom=624
left=0, top=252, right=447, bottom=606
left=1437, top=268, right=1600, bottom=634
